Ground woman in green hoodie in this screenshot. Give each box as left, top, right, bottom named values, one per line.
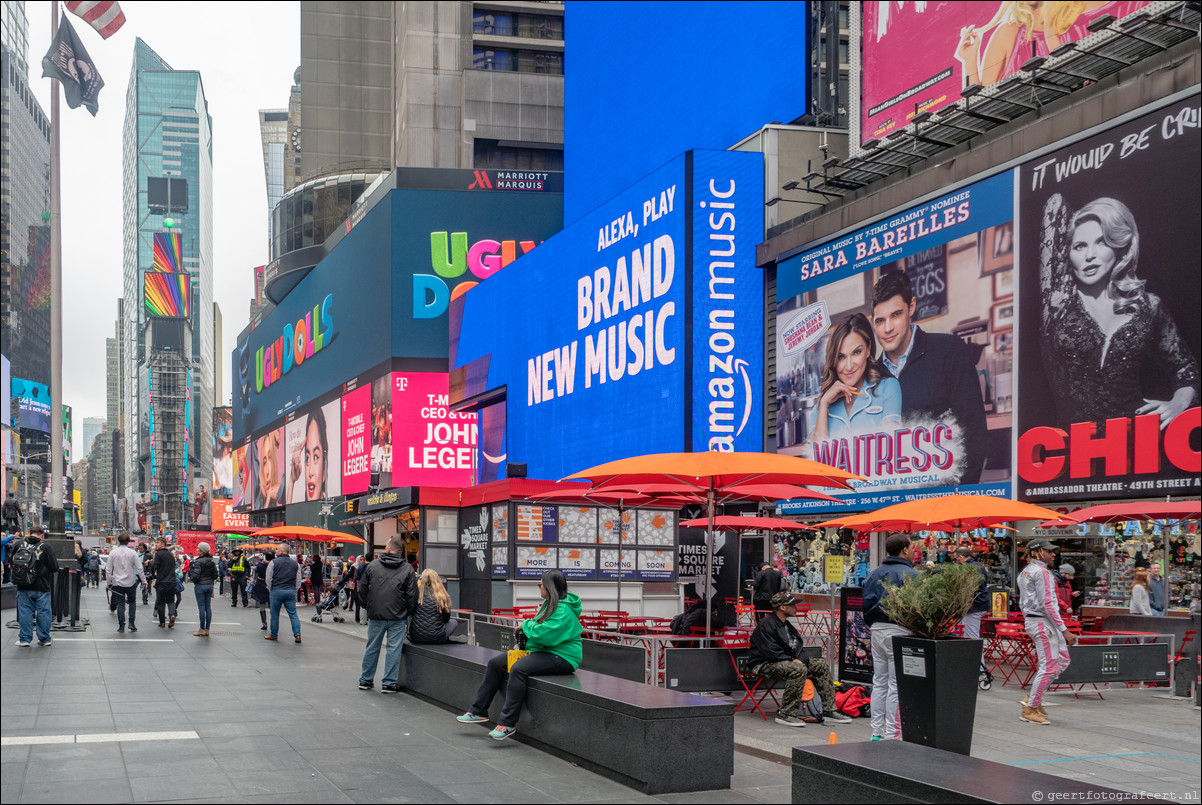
left=457, top=569, right=582, bottom=740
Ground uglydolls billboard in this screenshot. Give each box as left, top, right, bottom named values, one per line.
left=451, top=150, right=764, bottom=481
left=860, top=1, right=1151, bottom=147
left=776, top=172, right=1014, bottom=513
left=1016, top=94, right=1201, bottom=502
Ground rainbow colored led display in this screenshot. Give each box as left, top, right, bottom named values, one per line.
left=144, top=271, right=191, bottom=318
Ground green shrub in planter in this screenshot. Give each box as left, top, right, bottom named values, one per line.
left=881, top=562, right=985, bottom=640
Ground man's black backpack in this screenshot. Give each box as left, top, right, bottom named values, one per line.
left=11, top=542, right=44, bottom=587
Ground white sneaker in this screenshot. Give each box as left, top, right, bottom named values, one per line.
left=16, top=640, right=31, bottom=647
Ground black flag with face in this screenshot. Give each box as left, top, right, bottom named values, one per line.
left=41, top=15, right=105, bottom=116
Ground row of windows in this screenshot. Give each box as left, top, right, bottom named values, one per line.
left=472, top=12, right=563, bottom=40
left=472, top=48, right=563, bottom=75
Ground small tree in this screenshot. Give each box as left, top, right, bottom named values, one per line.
left=881, top=562, right=984, bottom=639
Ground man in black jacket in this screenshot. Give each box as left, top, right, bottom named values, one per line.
left=752, top=563, right=785, bottom=614
left=748, top=592, right=848, bottom=727
left=13, top=526, right=59, bottom=647
left=149, top=537, right=178, bottom=628
left=357, top=538, right=418, bottom=694
left=265, top=544, right=304, bottom=643
left=871, top=271, right=988, bottom=484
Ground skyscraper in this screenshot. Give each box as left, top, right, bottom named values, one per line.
left=0, top=1, right=29, bottom=78
left=258, top=108, right=288, bottom=215
left=81, top=417, right=104, bottom=459
left=120, top=38, right=213, bottom=530
left=1, top=43, right=51, bottom=390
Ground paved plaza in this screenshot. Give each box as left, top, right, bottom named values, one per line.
left=2, top=587, right=1198, bottom=803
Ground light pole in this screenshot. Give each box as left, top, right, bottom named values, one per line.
left=9, top=451, right=52, bottom=529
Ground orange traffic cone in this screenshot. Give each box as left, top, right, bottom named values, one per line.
left=827, top=732, right=838, bottom=744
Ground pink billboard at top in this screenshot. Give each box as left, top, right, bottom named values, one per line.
left=341, top=384, right=372, bottom=496
left=392, top=372, right=478, bottom=487
left=860, top=1, right=1149, bottom=146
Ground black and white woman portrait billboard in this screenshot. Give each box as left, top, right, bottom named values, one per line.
left=1017, top=94, right=1201, bottom=502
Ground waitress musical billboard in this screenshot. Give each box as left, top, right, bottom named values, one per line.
left=1015, top=93, right=1201, bottom=502
left=775, top=173, right=1014, bottom=513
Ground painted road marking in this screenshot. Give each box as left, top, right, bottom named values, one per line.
left=2, top=731, right=199, bottom=746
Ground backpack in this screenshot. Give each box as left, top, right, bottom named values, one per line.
left=669, top=613, right=686, bottom=635
left=11, top=542, right=44, bottom=587
left=797, top=679, right=824, bottom=723
left=835, top=686, right=871, bottom=718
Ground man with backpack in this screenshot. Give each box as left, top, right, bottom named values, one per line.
left=12, top=526, right=60, bottom=647
left=228, top=548, right=250, bottom=607
left=748, top=592, right=849, bottom=727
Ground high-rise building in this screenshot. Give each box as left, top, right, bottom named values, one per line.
left=120, top=39, right=213, bottom=531
left=81, top=417, right=104, bottom=459
left=1, top=1, right=29, bottom=78
left=1, top=43, right=51, bottom=389
left=258, top=108, right=288, bottom=214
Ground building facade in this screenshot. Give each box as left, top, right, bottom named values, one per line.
left=1, top=43, right=51, bottom=390
left=120, top=39, right=214, bottom=531
left=0, top=1, right=28, bottom=78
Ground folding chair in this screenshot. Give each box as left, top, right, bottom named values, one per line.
left=726, top=637, right=779, bottom=720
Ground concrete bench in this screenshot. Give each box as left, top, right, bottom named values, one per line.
left=401, top=641, right=734, bottom=794
left=792, top=741, right=1148, bottom=803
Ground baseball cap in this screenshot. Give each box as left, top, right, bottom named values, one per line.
left=1059, top=564, right=1075, bottom=575
left=770, top=592, right=796, bottom=609
left=1026, top=539, right=1055, bottom=552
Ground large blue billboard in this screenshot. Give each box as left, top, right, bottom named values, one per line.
left=233, top=187, right=563, bottom=442
left=452, top=150, right=764, bottom=481
left=564, top=1, right=807, bottom=224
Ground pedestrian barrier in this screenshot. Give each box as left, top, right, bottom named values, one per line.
left=401, top=641, right=734, bottom=794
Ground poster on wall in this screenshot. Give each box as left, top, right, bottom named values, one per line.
left=370, top=374, right=393, bottom=488
left=558, top=506, right=597, bottom=542
left=637, top=509, right=674, bottom=546
left=677, top=528, right=737, bottom=627
left=253, top=425, right=285, bottom=509
left=1016, top=94, right=1201, bottom=502
left=492, top=545, right=509, bottom=578
left=232, top=443, right=253, bottom=511
left=516, top=504, right=558, bottom=542
left=391, top=372, right=476, bottom=487
left=516, top=545, right=557, bottom=578
left=285, top=399, right=342, bottom=504
left=599, top=548, right=635, bottom=579
left=341, top=384, right=371, bottom=496
left=559, top=547, right=597, bottom=580
left=212, top=407, right=232, bottom=499
left=599, top=507, right=635, bottom=545
left=775, top=173, right=1014, bottom=513
left=859, top=1, right=1152, bottom=147
left=637, top=549, right=675, bottom=581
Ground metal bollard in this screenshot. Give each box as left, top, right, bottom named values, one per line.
left=68, top=570, right=81, bottom=627
left=51, top=568, right=70, bottom=623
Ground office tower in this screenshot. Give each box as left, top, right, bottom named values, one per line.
left=81, top=417, right=104, bottom=459
left=259, top=108, right=288, bottom=214
left=120, top=38, right=213, bottom=530
left=1, top=43, right=51, bottom=389
left=1, top=1, right=28, bottom=78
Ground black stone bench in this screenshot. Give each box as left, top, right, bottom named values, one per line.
left=792, top=741, right=1149, bottom=803
left=400, top=641, right=734, bottom=794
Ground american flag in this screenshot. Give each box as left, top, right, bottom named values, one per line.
left=65, top=1, right=126, bottom=40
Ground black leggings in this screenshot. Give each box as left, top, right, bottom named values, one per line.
left=470, top=650, right=574, bottom=727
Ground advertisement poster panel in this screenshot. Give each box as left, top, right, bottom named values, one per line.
left=341, top=385, right=371, bottom=496
left=516, top=546, right=557, bottom=578
left=284, top=399, right=342, bottom=504
left=775, top=173, right=1014, bottom=512
left=253, top=425, right=285, bottom=509
left=211, top=498, right=249, bottom=531
left=212, top=407, right=232, bottom=499
left=12, top=378, right=50, bottom=433
left=1015, top=94, right=1201, bottom=502
left=860, top=2, right=1151, bottom=147
left=370, top=374, right=392, bottom=486
left=232, top=444, right=253, bottom=511
left=391, top=372, right=477, bottom=487
left=677, top=528, right=736, bottom=628
left=838, top=587, right=873, bottom=684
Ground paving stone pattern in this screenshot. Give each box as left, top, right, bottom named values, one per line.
left=1, top=587, right=1197, bottom=803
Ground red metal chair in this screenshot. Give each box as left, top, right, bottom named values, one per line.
left=725, top=635, right=779, bottom=721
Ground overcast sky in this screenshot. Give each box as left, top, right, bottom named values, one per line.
left=24, top=1, right=300, bottom=460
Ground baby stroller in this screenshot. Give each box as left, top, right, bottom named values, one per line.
left=311, top=576, right=348, bottom=623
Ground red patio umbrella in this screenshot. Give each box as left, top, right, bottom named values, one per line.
left=680, top=515, right=812, bottom=532
left=1038, top=500, right=1200, bottom=528
left=815, top=495, right=1076, bottom=533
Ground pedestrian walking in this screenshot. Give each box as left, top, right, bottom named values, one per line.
left=149, top=537, right=178, bottom=628
left=310, top=555, right=325, bottom=605
left=76, top=541, right=90, bottom=584
left=409, top=569, right=459, bottom=644
left=12, top=526, right=59, bottom=647
left=456, top=569, right=582, bottom=741
left=265, top=544, right=304, bottom=643
left=228, top=548, right=250, bottom=607
left=357, top=538, right=418, bottom=693
left=747, top=591, right=848, bottom=727
left=954, top=546, right=992, bottom=686
left=752, top=562, right=786, bottom=615
left=863, top=533, right=919, bottom=740
left=106, top=533, right=145, bottom=633
left=250, top=549, right=273, bottom=630
left=1018, top=539, right=1077, bottom=725
left=139, top=543, right=153, bottom=604
left=189, top=543, right=219, bottom=637
left=217, top=553, right=228, bottom=597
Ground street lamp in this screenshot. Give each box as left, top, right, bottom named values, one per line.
left=7, top=451, right=52, bottom=529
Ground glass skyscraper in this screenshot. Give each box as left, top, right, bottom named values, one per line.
left=120, top=38, right=213, bottom=524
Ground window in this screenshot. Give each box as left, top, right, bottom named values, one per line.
left=472, top=48, right=512, bottom=71
left=472, top=12, right=512, bottom=35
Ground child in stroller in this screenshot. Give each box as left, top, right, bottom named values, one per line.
left=311, top=574, right=349, bottom=623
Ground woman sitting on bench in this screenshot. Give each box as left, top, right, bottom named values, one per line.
left=456, top=569, right=583, bottom=741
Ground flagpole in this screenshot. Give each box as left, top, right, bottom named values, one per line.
left=47, top=1, right=65, bottom=538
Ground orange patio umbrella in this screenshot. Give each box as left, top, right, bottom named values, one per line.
left=254, top=524, right=353, bottom=542
left=815, top=495, right=1077, bottom=533
left=565, top=451, right=862, bottom=635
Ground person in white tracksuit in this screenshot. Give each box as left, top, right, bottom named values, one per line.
left=1017, top=539, right=1078, bottom=725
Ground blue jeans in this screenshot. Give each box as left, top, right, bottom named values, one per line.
left=194, top=584, right=214, bottom=629
left=16, top=589, right=52, bottom=643
left=269, top=588, right=301, bottom=638
left=360, top=618, right=408, bottom=687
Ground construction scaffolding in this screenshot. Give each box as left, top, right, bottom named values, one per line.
left=142, top=318, right=192, bottom=532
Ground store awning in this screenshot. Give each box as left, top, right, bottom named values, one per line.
left=341, top=506, right=409, bottom=526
